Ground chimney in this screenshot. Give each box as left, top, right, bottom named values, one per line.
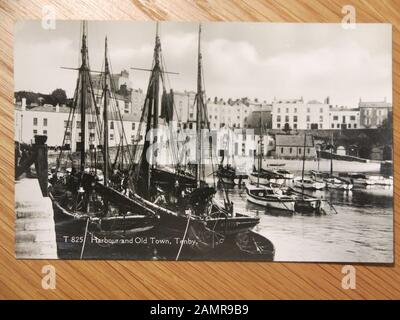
left=325, top=96, right=330, bottom=104
left=21, top=97, right=26, bottom=111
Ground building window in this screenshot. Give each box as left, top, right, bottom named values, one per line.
left=337, top=124, right=340, bottom=128
left=350, top=116, right=356, bottom=121
left=285, top=115, right=289, bottom=122
left=88, top=122, right=96, bottom=130
left=33, top=129, right=37, bottom=135
left=190, top=113, right=194, bottom=119
left=319, top=123, right=322, bottom=129
left=348, top=123, right=351, bottom=128
left=286, top=108, right=289, bottom=113
left=33, top=118, right=38, bottom=126
left=277, top=123, right=281, bottom=129
left=277, top=108, right=281, bottom=113
left=307, top=148, right=310, bottom=154
left=294, top=124, right=297, bottom=129
left=294, top=108, right=297, bottom=113
left=306, top=115, right=310, bottom=122
left=43, top=118, right=47, bottom=126
left=110, top=133, right=114, bottom=140
left=289, top=147, right=292, bottom=154
left=43, top=130, right=47, bottom=135
left=331, top=123, right=334, bottom=128
left=354, top=124, right=357, bottom=128
left=76, top=121, right=81, bottom=129
left=293, top=116, right=298, bottom=122
left=132, top=122, right=135, bottom=130
left=110, top=121, right=114, bottom=129
left=281, top=147, right=283, bottom=154
left=307, top=108, right=310, bottom=113
left=64, top=120, right=70, bottom=128
left=320, top=108, right=323, bottom=113
left=333, top=115, right=338, bottom=121
left=277, top=115, right=281, bottom=122
left=298, top=148, right=302, bottom=154
left=189, top=123, right=193, bottom=129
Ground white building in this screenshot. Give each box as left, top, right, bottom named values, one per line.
left=329, top=106, right=360, bottom=130
left=271, top=97, right=330, bottom=130
left=14, top=98, right=143, bottom=151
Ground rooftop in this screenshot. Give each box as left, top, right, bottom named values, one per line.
left=275, top=134, right=314, bottom=147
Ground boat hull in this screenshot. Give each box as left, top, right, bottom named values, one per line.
left=246, top=185, right=295, bottom=212
left=249, top=173, right=285, bottom=185
left=293, top=178, right=325, bottom=190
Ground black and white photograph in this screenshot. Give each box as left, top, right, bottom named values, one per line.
left=14, top=20, right=393, bottom=262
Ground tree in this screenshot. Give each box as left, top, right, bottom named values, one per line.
left=50, top=88, right=67, bottom=106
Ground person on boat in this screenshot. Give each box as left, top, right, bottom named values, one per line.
left=121, top=172, right=129, bottom=196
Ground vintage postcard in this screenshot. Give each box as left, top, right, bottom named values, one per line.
left=14, top=21, right=393, bottom=262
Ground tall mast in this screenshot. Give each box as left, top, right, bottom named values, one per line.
left=257, top=103, right=262, bottom=186
left=301, top=133, right=307, bottom=183
left=330, top=132, right=333, bottom=176
left=152, top=22, right=161, bottom=169
left=79, top=21, right=88, bottom=173
left=103, top=36, right=109, bottom=186
left=196, top=23, right=204, bottom=187
left=137, top=22, right=161, bottom=198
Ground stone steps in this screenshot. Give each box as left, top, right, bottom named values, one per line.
left=15, top=178, right=58, bottom=259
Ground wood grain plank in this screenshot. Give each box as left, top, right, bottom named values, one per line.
left=0, top=0, right=399, bottom=299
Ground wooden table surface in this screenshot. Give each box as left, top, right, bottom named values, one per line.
left=0, top=0, right=399, bottom=300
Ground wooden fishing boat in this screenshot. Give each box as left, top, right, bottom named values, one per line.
left=249, top=169, right=285, bottom=185
left=340, top=173, right=376, bottom=185
left=245, top=183, right=295, bottom=212
left=274, top=168, right=294, bottom=180
left=127, top=23, right=260, bottom=256
left=324, top=177, right=353, bottom=190
left=293, top=177, right=326, bottom=190
left=310, top=134, right=352, bottom=190
left=216, top=164, right=247, bottom=186
left=48, top=24, right=156, bottom=254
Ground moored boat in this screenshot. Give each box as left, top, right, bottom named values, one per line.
left=245, top=183, right=295, bottom=212
left=293, top=176, right=326, bottom=190
left=127, top=23, right=261, bottom=256
left=249, top=169, right=285, bottom=186
left=324, top=177, right=353, bottom=190
left=48, top=24, right=156, bottom=258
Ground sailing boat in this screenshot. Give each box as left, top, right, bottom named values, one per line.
left=311, top=133, right=353, bottom=190
left=293, top=134, right=326, bottom=190
left=248, top=118, right=285, bottom=186
left=48, top=23, right=157, bottom=253
left=128, top=23, right=261, bottom=256
left=288, top=133, right=325, bottom=214
left=246, top=105, right=295, bottom=212
left=216, top=134, right=247, bottom=186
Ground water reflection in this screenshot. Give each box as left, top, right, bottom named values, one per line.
left=216, top=184, right=393, bottom=263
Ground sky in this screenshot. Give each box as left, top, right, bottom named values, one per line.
left=14, top=21, right=392, bottom=107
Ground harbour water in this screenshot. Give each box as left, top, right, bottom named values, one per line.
left=217, top=181, right=393, bottom=263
